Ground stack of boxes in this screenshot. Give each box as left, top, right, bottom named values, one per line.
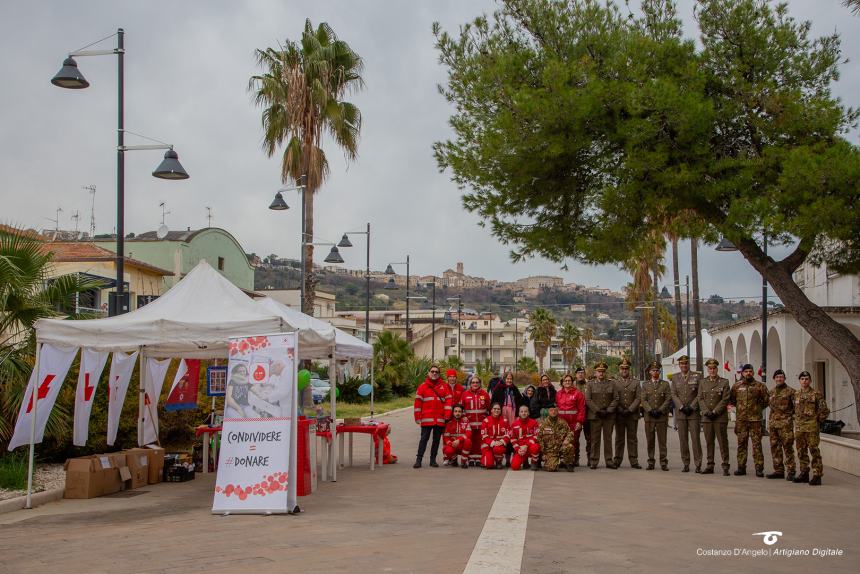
left=63, top=446, right=166, bottom=499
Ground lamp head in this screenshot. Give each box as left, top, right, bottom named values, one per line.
left=269, top=192, right=289, bottom=211
left=337, top=234, right=353, bottom=248
left=51, top=57, right=89, bottom=89
left=152, top=149, right=189, bottom=180
left=324, top=246, right=344, bottom=264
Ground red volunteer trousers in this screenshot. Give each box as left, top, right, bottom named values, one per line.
left=481, top=444, right=507, bottom=469
left=442, top=438, right=472, bottom=461
left=510, top=439, right=541, bottom=470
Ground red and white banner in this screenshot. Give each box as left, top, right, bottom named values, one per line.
left=140, top=357, right=171, bottom=446
left=8, top=344, right=79, bottom=451
left=165, top=359, right=201, bottom=411
left=73, top=348, right=109, bottom=446
left=213, top=333, right=297, bottom=515
left=107, top=350, right=139, bottom=446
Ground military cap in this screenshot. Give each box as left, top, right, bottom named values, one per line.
left=740, top=363, right=754, bottom=371
left=647, top=361, right=661, bottom=371
left=705, top=358, right=719, bottom=368
left=546, top=402, right=558, bottom=409
left=619, top=358, right=632, bottom=368
left=594, top=361, right=608, bottom=371
left=575, top=367, right=585, bottom=374
left=773, top=369, right=786, bottom=378
left=678, top=355, right=690, bottom=364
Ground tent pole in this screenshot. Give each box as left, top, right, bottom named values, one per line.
left=370, top=360, right=375, bottom=420
left=330, top=345, right=337, bottom=482
left=24, top=342, right=42, bottom=510
left=137, top=349, right=144, bottom=447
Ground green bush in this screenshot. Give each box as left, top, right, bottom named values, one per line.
left=0, top=452, right=28, bottom=490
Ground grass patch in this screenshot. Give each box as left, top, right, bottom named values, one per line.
left=328, top=397, right=414, bottom=419
left=0, top=452, right=28, bottom=490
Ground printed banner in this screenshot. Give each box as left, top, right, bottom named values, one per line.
left=213, top=333, right=297, bottom=515
left=106, top=350, right=139, bottom=446
left=165, top=359, right=202, bottom=411
left=8, top=344, right=79, bottom=450
left=73, top=348, right=109, bottom=446
left=140, top=357, right=171, bottom=446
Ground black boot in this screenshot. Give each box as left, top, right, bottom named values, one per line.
left=682, top=464, right=690, bottom=473
left=734, top=467, right=746, bottom=476
left=702, top=467, right=714, bottom=475
left=809, top=474, right=822, bottom=486
left=647, top=463, right=655, bottom=470
left=723, top=467, right=731, bottom=476
left=755, top=467, right=765, bottom=478
left=786, top=471, right=796, bottom=482
left=413, top=460, right=422, bottom=469
left=429, top=459, right=439, bottom=468
left=766, top=471, right=785, bottom=479
left=793, top=471, right=809, bottom=483
left=566, top=463, right=575, bottom=472
left=631, top=463, right=642, bottom=469
left=661, top=464, right=669, bottom=471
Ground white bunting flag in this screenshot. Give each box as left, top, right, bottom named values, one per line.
left=140, top=357, right=171, bottom=446
left=8, top=344, right=79, bottom=451
left=106, top=350, right=139, bottom=446
left=72, top=348, right=109, bottom=446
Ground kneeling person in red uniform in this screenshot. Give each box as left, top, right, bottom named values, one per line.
left=443, top=405, right=472, bottom=468
left=510, top=404, right=541, bottom=470
left=481, top=403, right=511, bottom=469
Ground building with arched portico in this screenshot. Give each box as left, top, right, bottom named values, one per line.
left=708, top=261, right=860, bottom=437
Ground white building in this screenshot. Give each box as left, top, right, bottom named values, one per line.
left=709, top=260, right=860, bottom=436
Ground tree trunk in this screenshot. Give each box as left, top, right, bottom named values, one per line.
left=672, top=237, right=684, bottom=352
left=735, top=240, right=860, bottom=429
left=303, top=189, right=315, bottom=316
left=691, top=238, right=703, bottom=372
left=652, top=263, right=659, bottom=357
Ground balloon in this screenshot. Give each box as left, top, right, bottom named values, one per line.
left=297, top=369, right=311, bottom=391
left=358, top=383, right=372, bottom=397
left=336, top=387, right=340, bottom=399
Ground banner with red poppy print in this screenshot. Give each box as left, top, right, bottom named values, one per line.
left=212, top=332, right=297, bottom=514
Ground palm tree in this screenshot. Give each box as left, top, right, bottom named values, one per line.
left=845, top=1, right=860, bottom=15
left=250, top=20, right=364, bottom=315
left=526, top=308, right=557, bottom=373
left=558, top=321, right=581, bottom=373
left=582, top=327, right=594, bottom=366
left=516, top=356, right=538, bottom=374
left=670, top=234, right=684, bottom=353
left=1, top=226, right=102, bottom=443
left=691, top=237, right=703, bottom=372
left=624, top=231, right=666, bottom=375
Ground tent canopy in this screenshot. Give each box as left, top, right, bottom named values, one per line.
left=256, top=297, right=372, bottom=360
left=34, top=260, right=336, bottom=358
left=661, top=329, right=713, bottom=374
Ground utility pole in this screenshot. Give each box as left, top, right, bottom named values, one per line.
left=83, top=185, right=96, bottom=238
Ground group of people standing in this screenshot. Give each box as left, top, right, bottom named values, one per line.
left=412, top=356, right=831, bottom=485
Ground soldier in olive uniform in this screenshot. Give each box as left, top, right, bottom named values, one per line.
left=537, top=403, right=575, bottom=472
left=573, top=367, right=591, bottom=466
left=671, top=355, right=703, bottom=473
left=585, top=362, right=618, bottom=469
left=698, top=359, right=731, bottom=475
left=613, top=358, right=642, bottom=469
left=641, top=361, right=672, bottom=471
left=730, top=364, right=770, bottom=477
left=793, top=371, right=829, bottom=485
left=767, top=369, right=797, bottom=481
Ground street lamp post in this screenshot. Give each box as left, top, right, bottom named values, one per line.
left=338, top=224, right=371, bottom=342
left=53, top=29, right=189, bottom=315
left=716, top=236, right=768, bottom=383
left=385, top=256, right=410, bottom=341
left=447, top=296, right=463, bottom=364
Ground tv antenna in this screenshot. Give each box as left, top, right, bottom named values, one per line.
left=44, top=207, right=63, bottom=239
left=71, top=211, right=81, bottom=235
left=206, top=206, right=213, bottom=228
left=159, top=202, right=171, bottom=224
left=82, top=185, right=96, bottom=238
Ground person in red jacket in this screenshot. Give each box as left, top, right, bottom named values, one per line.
left=481, top=403, right=511, bottom=469
left=447, top=369, right=465, bottom=406
left=510, top=404, right=541, bottom=470
left=413, top=365, right=454, bottom=468
left=557, top=373, right=586, bottom=465
left=442, top=405, right=472, bottom=468
left=461, top=375, right=491, bottom=466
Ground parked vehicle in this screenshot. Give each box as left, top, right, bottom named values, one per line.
left=310, top=378, right=331, bottom=404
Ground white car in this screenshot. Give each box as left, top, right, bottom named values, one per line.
left=310, top=378, right=331, bottom=403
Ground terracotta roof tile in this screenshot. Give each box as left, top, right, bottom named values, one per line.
left=40, top=242, right=173, bottom=276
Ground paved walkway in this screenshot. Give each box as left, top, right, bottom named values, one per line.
left=0, top=408, right=857, bottom=573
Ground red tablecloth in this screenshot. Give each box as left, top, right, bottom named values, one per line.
left=195, top=425, right=222, bottom=437
left=337, top=423, right=390, bottom=438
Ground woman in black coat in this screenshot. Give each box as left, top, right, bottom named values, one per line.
left=530, top=373, right=557, bottom=418
left=522, top=385, right=538, bottom=418
left=490, top=371, right=524, bottom=425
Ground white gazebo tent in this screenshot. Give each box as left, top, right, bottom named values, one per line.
left=661, top=329, right=713, bottom=378
left=27, top=260, right=348, bottom=507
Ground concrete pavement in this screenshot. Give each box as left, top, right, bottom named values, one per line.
left=0, top=408, right=857, bottom=573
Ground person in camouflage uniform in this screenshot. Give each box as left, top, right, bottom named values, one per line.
left=613, top=358, right=642, bottom=469
left=730, top=364, right=769, bottom=477
left=585, top=362, right=619, bottom=469
left=536, top=403, right=575, bottom=472
left=671, top=355, right=703, bottom=473
left=573, top=367, right=591, bottom=466
left=641, top=361, right=672, bottom=471
left=698, top=359, right=731, bottom=475
left=793, top=371, right=829, bottom=486
left=766, top=369, right=796, bottom=481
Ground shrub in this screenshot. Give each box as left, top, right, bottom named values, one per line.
left=0, top=452, right=27, bottom=490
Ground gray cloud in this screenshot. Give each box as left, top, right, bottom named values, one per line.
left=2, top=0, right=857, bottom=302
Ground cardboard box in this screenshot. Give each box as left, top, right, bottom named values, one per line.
left=93, top=454, right=122, bottom=495
left=144, top=446, right=165, bottom=484
left=107, top=452, right=130, bottom=492
left=64, top=456, right=104, bottom=499
left=124, top=448, right=150, bottom=489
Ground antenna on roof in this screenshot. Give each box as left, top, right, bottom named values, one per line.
left=44, top=207, right=62, bottom=240
left=159, top=201, right=171, bottom=225
left=71, top=210, right=81, bottom=236
left=206, top=206, right=213, bottom=228
left=82, top=185, right=96, bottom=239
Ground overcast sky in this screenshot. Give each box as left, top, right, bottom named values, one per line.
left=2, top=0, right=858, bottom=300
